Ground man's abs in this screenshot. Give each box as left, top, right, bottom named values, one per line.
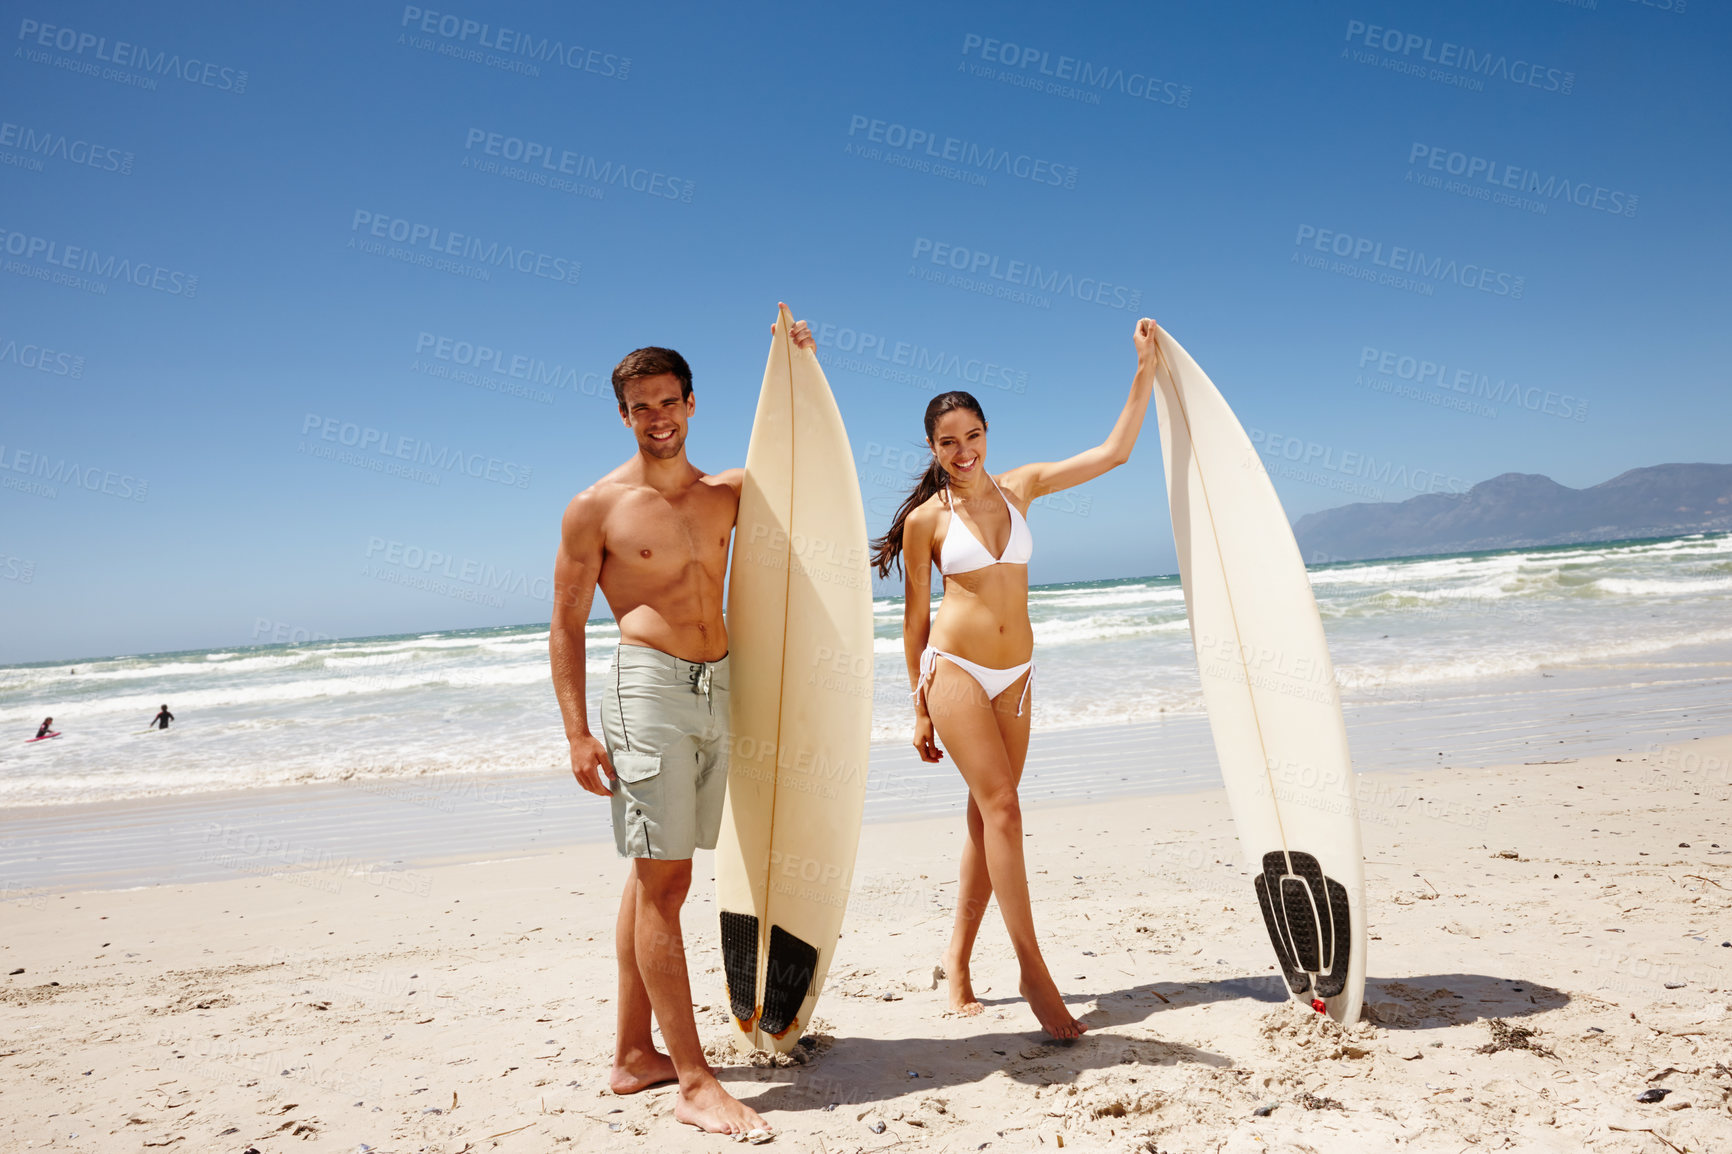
left=613, top=602, right=729, bottom=664
left=600, top=552, right=730, bottom=663
left=596, top=478, right=735, bottom=663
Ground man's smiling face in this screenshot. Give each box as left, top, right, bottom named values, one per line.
left=619, top=372, right=694, bottom=460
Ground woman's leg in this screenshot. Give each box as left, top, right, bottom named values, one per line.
left=942, top=667, right=1034, bottom=1014
left=926, top=661, right=1083, bottom=1039
left=942, top=792, right=991, bottom=1013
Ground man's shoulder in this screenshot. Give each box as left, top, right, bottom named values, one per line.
left=698, top=466, right=744, bottom=496
left=564, top=461, right=638, bottom=524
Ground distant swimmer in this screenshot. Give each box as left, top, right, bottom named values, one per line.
left=34, top=717, right=55, bottom=738
left=151, top=704, right=174, bottom=730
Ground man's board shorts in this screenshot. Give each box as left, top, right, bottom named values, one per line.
left=600, top=644, right=730, bottom=860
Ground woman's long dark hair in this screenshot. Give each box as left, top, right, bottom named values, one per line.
left=870, top=391, right=987, bottom=579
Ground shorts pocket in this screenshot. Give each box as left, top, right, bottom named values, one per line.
left=612, top=751, right=662, bottom=785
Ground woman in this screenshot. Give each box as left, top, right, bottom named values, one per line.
left=870, top=318, right=1160, bottom=1039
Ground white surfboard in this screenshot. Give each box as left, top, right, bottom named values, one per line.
left=714, top=305, right=874, bottom=1052
left=1150, top=327, right=1367, bottom=1024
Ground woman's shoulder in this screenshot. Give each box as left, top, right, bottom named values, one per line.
left=904, top=491, right=948, bottom=531
left=993, top=468, right=1037, bottom=509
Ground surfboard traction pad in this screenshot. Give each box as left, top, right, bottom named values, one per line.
left=719, top=911, right=759, bottom=1027
left=1254, top=850, right=1351, bottom=999
left=761, top=926, right=819, bottom=1038
left=719, top=913, right=820, bottom=1039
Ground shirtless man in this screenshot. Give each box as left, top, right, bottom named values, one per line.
left=550, top=311, right=813, bottom=1136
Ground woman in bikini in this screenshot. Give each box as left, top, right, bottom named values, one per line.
left=870, top=317, right=1160, bottom=1039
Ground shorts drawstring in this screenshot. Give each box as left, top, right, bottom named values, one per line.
left=688, top=661, right=715, bottom=712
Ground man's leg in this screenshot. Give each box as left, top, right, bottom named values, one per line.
left=632, top=858, right=767, bottom=1135
left=609, top=861, right=677, bottom=1093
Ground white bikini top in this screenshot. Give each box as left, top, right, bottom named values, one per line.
left=938, top=479, right=1034, bottom=575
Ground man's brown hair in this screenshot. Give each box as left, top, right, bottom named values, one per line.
left=611, top=347, right=692, bottom=413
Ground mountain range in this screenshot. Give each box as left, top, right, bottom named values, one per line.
left=1292, top=463, right=1732, bottom=563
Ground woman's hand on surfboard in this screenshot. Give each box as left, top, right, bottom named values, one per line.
left=1132, top=317, right=1160, bottom=362
left=569, top=733, right=616, bottom=796
left=771, top=303, right=816, bottom=350
left=912, top=714, right=945, bottom=763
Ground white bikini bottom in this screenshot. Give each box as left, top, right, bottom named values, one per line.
left=915, top=646, right=1035, bottom=716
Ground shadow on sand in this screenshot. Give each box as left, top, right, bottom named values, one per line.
left=718, top=970, right=1570, bottom=1111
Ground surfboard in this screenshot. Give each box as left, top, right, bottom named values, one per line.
left=714, top=305, right=874, bottom=1053
left=26, top=732, right=60, bottom=742
left=1150, top=327, right=1367, bottom=1024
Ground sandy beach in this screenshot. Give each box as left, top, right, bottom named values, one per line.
left=4, top=732, right=1730, bottom=1152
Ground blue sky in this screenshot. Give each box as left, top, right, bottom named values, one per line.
left=2, top=0, right=1727, bottom=664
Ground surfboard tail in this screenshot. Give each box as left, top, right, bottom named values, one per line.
left=1254, top=850, right=1354, bottom=1001
left=1151, top=328, right=1368, bottom=1026
left=715, top=303, right=873, bottom=1053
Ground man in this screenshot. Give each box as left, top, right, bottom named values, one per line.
left=152, top=704, right=174, bottom=730
left=550, top=308, right=813, bottom=1136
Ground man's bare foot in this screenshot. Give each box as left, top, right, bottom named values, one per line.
left=609, top=1047, right=677, bottom=1094
left=942, top=956, right=983, bottom=1015
left=674, top=1075, right=768, bottom=1135
left=1019, top=971, right=1087, bottom=1040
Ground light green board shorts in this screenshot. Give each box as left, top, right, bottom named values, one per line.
left=601, top=644, right=731, bottom=860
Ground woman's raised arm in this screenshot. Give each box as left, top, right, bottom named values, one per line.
left=1003, top=318, right=1160, bottom=500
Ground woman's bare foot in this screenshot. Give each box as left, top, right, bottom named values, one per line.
left=609, top=1047, right=677, bottom=1094
left=673, top=1075, right=768, bottom=1135
left=942, top=956, right=984, bottom=1015
left=1019, top=970, right=1087, bottom=1040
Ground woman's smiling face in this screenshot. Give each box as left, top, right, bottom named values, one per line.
left=930, top=408, right=987, bottom=484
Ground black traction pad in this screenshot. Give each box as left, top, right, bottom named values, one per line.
left=1315, top=876, right=1353, bottom=998
left=758, top=924, right=818, bottom=1038
left=1282, top=852, right=1329, bottom=973
left=1254, top=850, right=1354, bottom=999
left=719, top=910, right=760, bottom=1027
left=1255, top=852, right=1309, bottom=995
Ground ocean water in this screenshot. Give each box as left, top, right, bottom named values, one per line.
left=2, top=533, right=1729, bottom=808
